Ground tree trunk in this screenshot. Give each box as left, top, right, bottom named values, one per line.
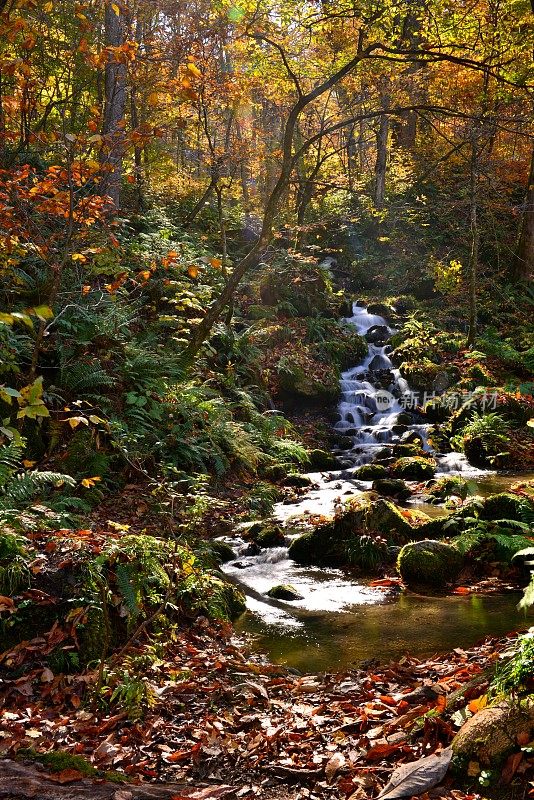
left=101, top=1, right=127, bottom=209
left=511, top=145, right=534, bottom=281
left=0, top=758, right=224, bottom=800
left=374, top=99, right=389, bottom=209
left=467, top=141, right=479, bottom=347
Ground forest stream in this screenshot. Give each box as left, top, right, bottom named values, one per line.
left=221, top=305, right=534, bottom=671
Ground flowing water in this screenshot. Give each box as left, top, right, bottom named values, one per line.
left=222, top=303, right=533, bottom=671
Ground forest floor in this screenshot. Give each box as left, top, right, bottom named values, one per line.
left=0, top=605, right=532, bottom=800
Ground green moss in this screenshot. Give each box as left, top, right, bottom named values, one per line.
left=365, top=499, right=414, bottom=542
left=210, top=540, right=236, bottom=563
left=20, top=748, right=97, bottom=777
left=354, top=463, right=388, bottom=480
left=267, top=584, right=303, bottom=600
left=391, top=456, right=436, bottom=480
left=308, top=449, right=341, bottom=470
left=397, top=540, right=464, bottom=589
left=372, top=478, right=411, bottom=499
left=479, top=492, right=529, bottom=522
left=399, top=359, right=441, bottom=391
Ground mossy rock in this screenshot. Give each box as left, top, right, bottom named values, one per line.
left=414, top=515, right=455, bottom=539
left=452, top=700, right=534, bottom=767
left=397, top=539, right=464, bottom=589
left=282, top=474, right=312, bottom=488
left=392, top=443, right=422, bottom=458
left=354, top=463, right=388, bottom=480
left=288, top=527, right=343, bottom=566
left=288, top=504, right=368, bottom=565
left=277, top=356, right=339, bottom=402
left=210, top=540, right=236, bottom=563
left=390, top=456, right=436, bottom=480
left=478, top=492, right=529, bottom=522
left=399, top=359, right=441, bottom=391
left=262, top=463, right=288, bottom=481
left=267, top=584, right=303, bottom=601
left=308, top=448, right=341, bottom=471
left=365, top=499, right=414, bottom=542
left=372, top=478, right=412, bottom=500
left=367, top=303, right=393, bottom=318
left=256, top=524, right=286, bottom=548
left=242, top=522, right=285, bottom=547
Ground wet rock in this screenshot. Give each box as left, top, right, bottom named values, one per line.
left=397, top=539, right=464, bottom=589
left=392, top=443, right=421, bottom=458
left=452, top=699, right=534, bottom=767
left=354, top=463, right=388, bottom=480
left=390, top=456, right=436, bottom=480
left=387, top=545, right=402, bottom=563
left=399, top=430, right=423, bottom=444
left=365, top=324, right=390, bottom=344
left=396, top=412, right=414, bottom=426
left=368, top=354, right=392, bottom=372
left=267, top=584, right=304, bottom=601
left=372, top=478, right=412, bottom=500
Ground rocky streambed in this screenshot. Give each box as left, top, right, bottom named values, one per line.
left=221, top=304, right=534, bottom=671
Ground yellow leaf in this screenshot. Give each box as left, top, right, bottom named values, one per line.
left=188, top=265, right=199, bottom=279
left=111, top=3, right=120, bottom=15
left=148, top=91, right=160, bottom=106
left=81, top=476, right=101, bottom=488
left=71, top=253, right=87, bottom=262
left=186, top=62, right=202, bottom=78
left=22, top=459, right=36, bottom=468
left=468, top=694, right=488, bottom=714
left=138, top=270, right=151, bottom=281
left=82, top=285, right=91, bottom=295
left=44, top=1, right=53, bottom=11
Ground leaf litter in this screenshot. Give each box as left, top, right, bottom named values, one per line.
left=1, top=610, right=532, bottom=799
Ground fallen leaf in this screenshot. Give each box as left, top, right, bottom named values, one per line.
left=45, top=769, right=84, bottom=784
left=325, top=751, right=345, bottom=781
left=377, top=747, right=453, bottom=799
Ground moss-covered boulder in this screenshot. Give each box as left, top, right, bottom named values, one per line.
left=267, top=584, right=303, bottom=601
left=372, top=478, right=412, bottom=499
left=282, top=474, right=312, bottom=488
left=288, top=504, right=368, bottom=565
left=399, top=359, right=441, bottom=391
left=308, top=449, right=341, bottom=471
left=365, top=499, right=414, bottom=542
left=367, top=302, right=393, bottom=318
left=354, top=463, right=388, bottom=480
left=243, top=522, right=285, bottom=547
left=277, top=353, right=339, bottom=402
left=452, top=700, right=534, bottom=767
left=391, top=456, right=436, bottom=480
left=478, top=492, right=529, bottom=522
left=415, top=514, right=460, bottom=539
left=392, top=443, right=422, bottom=458
left=397, top=540, right=464, bottom=589
left=210, top=540, right=236, bottom=563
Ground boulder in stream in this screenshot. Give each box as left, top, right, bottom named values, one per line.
left=308, top=448, right=342, bottom=470
left=366, top=499, right=414, bottom=542
left=397, top=539, right=464, bottom=589
left=391, top=456, right=436, bottom=480
left=354, top=463, right=388, bottom=480
left=267, top=584, right=303, bottom=601
left=372, top=478, right=412, bottom=500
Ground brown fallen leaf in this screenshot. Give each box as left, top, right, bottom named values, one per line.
left=325, top=751, right=345, bottom=781
left=45, top=768, right=84, bottom=784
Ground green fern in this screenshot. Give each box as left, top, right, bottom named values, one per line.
left=116, top=562, right=141, bottom=620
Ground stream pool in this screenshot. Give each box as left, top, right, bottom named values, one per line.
left=235, top=592, right=533, bottom=673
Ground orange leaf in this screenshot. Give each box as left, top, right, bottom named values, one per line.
left=209, top=257, right=222, bottom=269
left=453, top=586, right=471, bottom=595
left=188, top=265, right=199, bottom=279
